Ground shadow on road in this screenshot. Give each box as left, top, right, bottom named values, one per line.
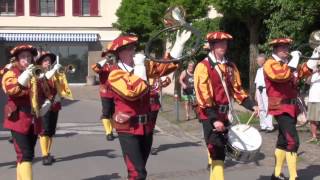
left=257, top=165, right=320, bottom=180
left=56, top=149, right=118, bottom=163
left=225, top=152, right=266, bottom=168
left=82, top=173, right=122, bottom=180
left=54, top=132, right=78, bottom=138
left=61, top=99, right=80, bottom=107
left=151, top=141, right=202, bottom=155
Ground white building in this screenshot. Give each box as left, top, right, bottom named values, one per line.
left=0, top=0, right=121, bottom=83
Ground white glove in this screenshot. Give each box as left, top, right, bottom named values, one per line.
left=39, top=99, right=52, bottom=117
left=97, top=59, right=107, bottom=67
left=307, top=45, right=320, bottom=71
left=45, top=64, right=62, bottom=79
left=53, top=94, right=61, bottom=103
left=17, top=64, right=34, bottom=87
left=288, top=51, right=301, bottom=69
left=5, top=63, right=13, bottom=70
left=133, top=53, right=147, bottom=81
left=170, top=30, right=192, bottom=59
left=53, top=63, right=62, bottom=71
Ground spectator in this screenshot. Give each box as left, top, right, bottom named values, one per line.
left=179, top=61, right=195, bottom=120
left=306, top=65, right=320, bottom=143
left=255, top=54, right=274, bottom=132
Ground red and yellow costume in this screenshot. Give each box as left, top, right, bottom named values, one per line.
left=91, top=50, right=117, bottom=140
left=264, top=38, right=313, bottom=180
left=194, top=32, right=255, bottom=180
left=36, top=52, right=62, bottom=165
left=2, top=44, right=47, bottom=180
left=106, top=35, right=178, bottom=180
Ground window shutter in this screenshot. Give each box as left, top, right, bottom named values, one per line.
left=16, top=0, right=25, bottom=16
left=90, top=0, right=98, bottom=16
left=73, top=0, right=81, bottom=16
left=29, top=0, right=39, bottom=16
left=56, top=0, right=65, bottom=16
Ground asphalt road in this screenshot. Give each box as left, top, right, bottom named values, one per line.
left=0, top=89, right=320, bottom=179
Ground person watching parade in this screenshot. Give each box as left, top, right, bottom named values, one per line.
left=194, top=31, right=259, bottom=180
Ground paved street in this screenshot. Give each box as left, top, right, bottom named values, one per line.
left=0, top=86, right=320, bottom=180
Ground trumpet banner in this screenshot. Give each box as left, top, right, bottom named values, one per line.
left=55, top=73, right=73, bottom=100
left=30, top=76, right=40, bottom=118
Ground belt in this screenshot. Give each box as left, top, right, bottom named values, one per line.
left=281, top=98, right=298, bottom=105
left=131, top=114, right=149, bottom=125
left=214, top=104, right=229, bottom=114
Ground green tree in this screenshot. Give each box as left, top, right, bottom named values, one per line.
left=209, top=0, right=272, bottom=96
left=114, top=0, right=209, bottom=43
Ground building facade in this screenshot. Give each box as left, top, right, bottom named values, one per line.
left=0, top=0, right=121, bottom=83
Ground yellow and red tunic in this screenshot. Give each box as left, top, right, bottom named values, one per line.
left=2, top=66, right=42, bottom=134
left=263, top=57, right=312, bottom=117
left=194, top=56, right=248, bottom=121
left=108, top=61, right=177, bottom=135
left=92, top=63, right=116, bottom=99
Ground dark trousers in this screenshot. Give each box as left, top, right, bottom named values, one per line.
left=11, top=126, right=37, bottom=162
left=118, top=132, right=153, bottom=180
left=41, top=110, right=59, bottom=137
left=275, top=114, right=300, bottom=152
left=202, top=120, right=228, bottom=161
left=101, top=97, right=114, bottom=119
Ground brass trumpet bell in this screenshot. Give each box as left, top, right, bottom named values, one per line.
left=309, top=30, right=320, bottom=49
left=32, top=66, right=44, bottom=78
left=58, top=64, right=76, bottom=74
left=163, top=6, right=186, bottom=27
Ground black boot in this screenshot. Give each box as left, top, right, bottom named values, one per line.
left=206, top=164, right=211, bottom=171
left=271, top=173, right=287, bottom=180
left=106, top=133, right=115, bottom=141
left=150, top=147, right=158, bottom=155
left=48, top=154, right=56, bottom=163
left=42, top=155, right=53, bottom=166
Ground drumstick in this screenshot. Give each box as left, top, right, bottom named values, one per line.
left=246, top=112, right=256, bottom=125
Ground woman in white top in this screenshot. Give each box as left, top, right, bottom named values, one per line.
left=307, top=64, right=320, bottom=143
left=255, top=54, right=274, bottom=132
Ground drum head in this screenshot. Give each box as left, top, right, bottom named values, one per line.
left=229, top=125, right=262, bottom=151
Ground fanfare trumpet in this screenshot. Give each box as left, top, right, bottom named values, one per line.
left=57, top=64, right=76, bottom=74
left=145, top=6, right=202, bottom=63
left=295, top=30, right=320, bottom=60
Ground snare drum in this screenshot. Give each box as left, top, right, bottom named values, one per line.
left=226, top=124, right=262, bottom=162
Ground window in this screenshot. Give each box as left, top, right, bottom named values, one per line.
left=73, top=0, right=99, bottom=16
left=81, top=0, right=89, bottom=16
left=0, top=0, right=15, bottom=15
left=40, top=0, right=55, bottom=16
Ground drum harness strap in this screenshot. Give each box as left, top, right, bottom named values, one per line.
left=207, top=54, right=241, bottom=124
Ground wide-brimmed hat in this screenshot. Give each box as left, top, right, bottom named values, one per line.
left=36, top=51, right=56, bottom=65
left=10, top=44, right=38, bottom=58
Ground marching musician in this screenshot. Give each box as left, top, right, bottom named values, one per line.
left=264, top=38, right=319, bottom=180
left=2, top=44, right=52, bottom=180
left=91, top=50, right=116, bottom=141
left=36, top=51, right=62, bottom=165
left=194, top=32, right=259, bottom=180
left=106, top=31, right=190, bottom=180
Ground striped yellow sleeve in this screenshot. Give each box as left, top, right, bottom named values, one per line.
left=263, top=58, right=292, bottom=82
left=2, top=70, right=28, bottom=96
left=194, top=63, right=214, bottom=108
left=108, top=69, right=148, bottom=101
left=146, top=61, right=178, bottom=79
left=229, top=63, right=248, bottom=103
